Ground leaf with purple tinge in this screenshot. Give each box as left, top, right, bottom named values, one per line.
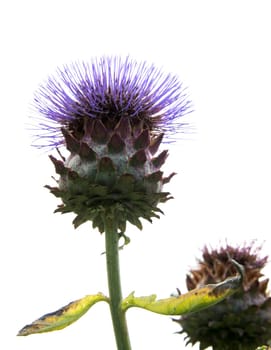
left=17, top=293, right=109, bottom=336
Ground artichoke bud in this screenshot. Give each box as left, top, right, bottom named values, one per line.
left=174, top=243, right=271, bottom=350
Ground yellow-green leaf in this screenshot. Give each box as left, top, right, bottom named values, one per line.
left=17, top=293, right=109, bottom=336
left=122, top=259, right=244, bottom=316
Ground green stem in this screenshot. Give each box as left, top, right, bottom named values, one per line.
left=104, top=216, right=132, bottom=350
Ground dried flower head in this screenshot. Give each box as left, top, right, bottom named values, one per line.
left=174, top=242, right=271, bottom=350
left=33, top=56, right=191, bottom=233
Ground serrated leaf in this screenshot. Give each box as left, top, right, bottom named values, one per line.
left=17, top=293, right=108, bottom=336
left=122, top=259, right=244, bottom=315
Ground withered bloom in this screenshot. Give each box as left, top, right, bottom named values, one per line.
left=174, top=243, right=271, bottom=350
left=33, top=56, right=191, bottom=233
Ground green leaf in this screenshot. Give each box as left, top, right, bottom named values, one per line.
left=122, top=260, right=244, bottom=316
left=17, top=293, right=109, bottom=336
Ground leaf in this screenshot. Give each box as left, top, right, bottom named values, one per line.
left=17, top=293, right=109, bottom=336
left=122, top=259, right=244, bottom=316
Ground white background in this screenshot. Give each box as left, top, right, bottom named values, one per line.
left=1, top=1, right=271, bottom=349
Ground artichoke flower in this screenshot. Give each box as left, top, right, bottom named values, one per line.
left=33, top=56, right=191, bottom=233
left=174, top=243, right=271, bottom=350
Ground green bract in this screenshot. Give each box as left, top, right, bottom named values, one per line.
left=47, top=118, right=174, bottom=232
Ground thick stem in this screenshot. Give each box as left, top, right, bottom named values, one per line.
left=104, top=216, right=132, bottom=350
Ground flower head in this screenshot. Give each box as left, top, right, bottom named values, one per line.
left=33, top=56, right=191, bottom=148
left=174, top=242, right=271, bottom=350
left=33, top=56, right=191, bottom=233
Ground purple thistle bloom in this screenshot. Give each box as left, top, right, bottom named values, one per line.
left=33, top=56, right=192, bottom=232
left=32, top=56, right=191, bottom=148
